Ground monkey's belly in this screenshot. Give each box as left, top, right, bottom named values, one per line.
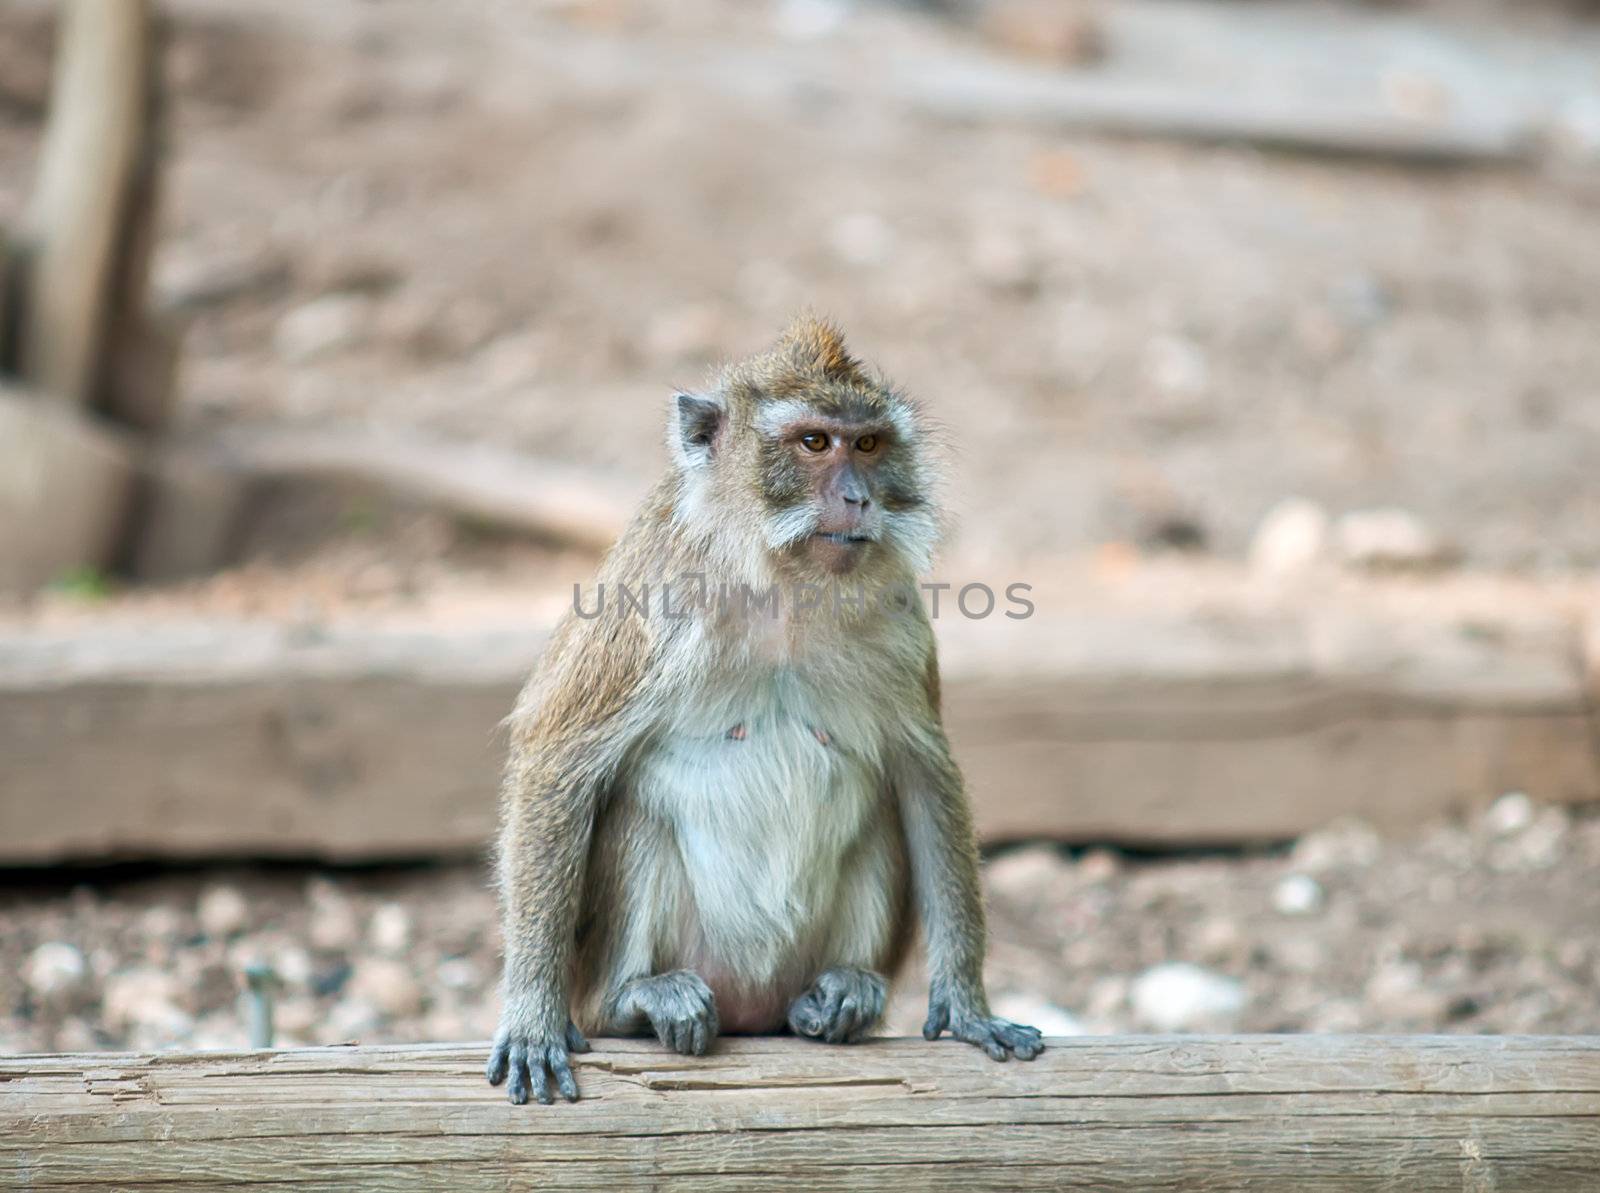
left=632, top=713, right=891, bottom=1032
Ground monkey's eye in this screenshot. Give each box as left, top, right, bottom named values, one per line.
left=800, top=432, right=829, bottom=453
left=855, top=434, right=879, bottom=454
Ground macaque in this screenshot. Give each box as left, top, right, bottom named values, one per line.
left=487, top=318, right=1042, bottom=1104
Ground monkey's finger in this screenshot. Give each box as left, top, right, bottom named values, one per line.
left=549, top=1047, right=580, bottom=1102
left=825, top=997, right=859, bottom=1045
left=530, top=1055, right=555, bottom=1105
left=486, top=1039, right=510, bottom=1086
left=922, top=1005, right=949, bottom=1041
left=971, top=1030, right=1010, bottom=1062
left=506, top=1040, right=532, bottom=1105
left=998, top=1023, right=1045, bottom=1060
left=650, top=1016, right=675, bottom=1050
left=565, top=1022, right=592, bottom=1054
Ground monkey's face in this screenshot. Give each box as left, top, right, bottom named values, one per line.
left=760, top=413, right=891, bottom=577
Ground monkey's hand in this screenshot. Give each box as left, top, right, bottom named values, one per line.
left=922, top=996, right=1045, bottom=1062
left=486, top=1012, right=591, bottom=1105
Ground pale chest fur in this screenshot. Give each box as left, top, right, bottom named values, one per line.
left=628, top=611, right=916, bottom=987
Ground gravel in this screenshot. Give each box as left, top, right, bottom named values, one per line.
left=3, top=799, right=1597, bottom=1054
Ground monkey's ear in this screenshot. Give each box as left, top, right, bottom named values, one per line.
left=670, top=392, right=726, bottom=470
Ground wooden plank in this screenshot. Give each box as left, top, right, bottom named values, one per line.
left=2, top=1037, right=1597, bottom=1190
left=16, top=0, right=152, bottom=409
left=0, top=589, right=1593, bottom=861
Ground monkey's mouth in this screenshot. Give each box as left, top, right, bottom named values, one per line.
left=812, top=532, right=873, bottom=546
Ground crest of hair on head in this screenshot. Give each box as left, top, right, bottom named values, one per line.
left=777, top=314, right=866, bottom=384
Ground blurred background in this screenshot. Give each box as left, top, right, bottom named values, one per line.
left=1, top=0, right=1598, bottom=1054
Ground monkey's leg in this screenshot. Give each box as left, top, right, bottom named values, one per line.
left=789, top=812, right=904, bottom=1045
left=601, top=971, right=720, bottom=1056
left=787, top=967, right=887, bottom=1044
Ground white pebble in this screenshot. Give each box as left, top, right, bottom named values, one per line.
left=368, top=903, right=413, bottom=956
left=1335, top=508, right=1452, bottom=570
left=1271, top=874, right=1325, bottom=917
left=1130, top=963, right=1246, bottom=1032
left=197, top=884, right=250, bottom=939
left=25, top=942, right=87, bottom=998
left=274, top=294, right=370, bottom=362
left=1485, top=792, right=1534, bottom=836
left=1249, top=498, right=1330, bottom=577
left=349, top=958, right=426, bottom=1019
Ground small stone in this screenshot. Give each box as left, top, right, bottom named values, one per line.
left=275, top=996, right=320, bottom=1039
left=1191, top=917, right=1246, bottom=964
left=25, top=942, right=88, bottom=999
left=349, top=958, right=426, bottom=1019
left=274, top=294, right=371, bottom=362
left=139, top=905, right=184, bottom=940
left=369, top=903, right=413, bottom=956
left=1249, top=498, right=1330, bottom=577
left=1335, top=508, right=1453, bottom=570
left=985, top=845, right=1070, bottom=903
left=197, top=884, right=250, bottom=939
left=1076, top=848, right=1120, bottom=884
left=1130, top=963, right=1246, bottom=1032
left=322, top=998, right=379, bottom=1044
left=991, top=992, right=1084, bottom=1037
left=1271, top=874, right=1326, bottom=917
left=103, top=967, right=190, bottom=1037
left=1291, top=819, right=1382, bottom=873
left=275, top=945, right=314, bottom=988
left=1484, top=792, right=1535, bottom=837
left=307, top=880, right=360, bottom=951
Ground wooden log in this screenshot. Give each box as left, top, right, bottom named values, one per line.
left=205, top=425, right=641, bottom=554
left=0, top=386, right=134, bottom=596
left=17, top=0, right=152, bottom=409
left=0, top=584, right=1594, bottom=861
left=2, top=1037, right=1597, bottom=1190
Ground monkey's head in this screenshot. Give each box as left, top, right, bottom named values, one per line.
left=669, top=318, right=941, bottom=584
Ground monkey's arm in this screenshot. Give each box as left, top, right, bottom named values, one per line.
left=892, top=646, right=1044, bottom=1062
left=486, top=612, right=654, bottom=1105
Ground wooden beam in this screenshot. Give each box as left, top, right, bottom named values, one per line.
left=2, top=1037, right=1597, bottom=1190
left=17, top=0, right=152, bottom=409
left=0, top=586, right=1594, bottom=861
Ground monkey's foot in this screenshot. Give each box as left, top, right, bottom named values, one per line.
left=625, top=970, right=720, bottom=1056
left=788, top=967, right=886, bottom=1044
left=486, top=1019, right=591, bottom=1105
left=923, top=1000, right=1045, bottom=1061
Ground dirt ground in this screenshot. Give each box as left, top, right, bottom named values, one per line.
left=4, top=796, right=1597, bottom=1054
left=4, top=0, right=1600, bottom=573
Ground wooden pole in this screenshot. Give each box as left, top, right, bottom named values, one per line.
left=1, top=1037, right=1596, bottom=1190
left=17, top=0, right=152, bottom=410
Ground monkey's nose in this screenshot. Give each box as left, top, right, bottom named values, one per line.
left=843, top=492, right=870, bottom=508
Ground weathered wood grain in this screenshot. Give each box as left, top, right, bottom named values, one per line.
left=0, top=589, right=1595, bottom=860
left=2, top=1037, right=1597, bottom=1190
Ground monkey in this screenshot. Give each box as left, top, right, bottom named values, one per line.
left=486, top=317, right=1043, bottom=1105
